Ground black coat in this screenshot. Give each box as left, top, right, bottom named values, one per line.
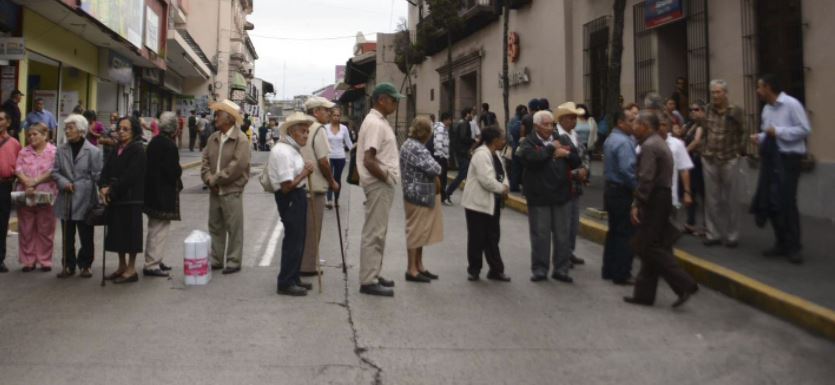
left=144, top=135, right=182, bottom=220
left=517, top=133, right=581, bottom=206
left=100, top=140, right=146, bottom=206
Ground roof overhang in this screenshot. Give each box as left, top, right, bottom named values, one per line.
left=166, top=29, right=211, bottom=79
left=345, top=54, right=376, bottom=86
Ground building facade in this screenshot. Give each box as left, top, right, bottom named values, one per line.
left=406, top=0, right=835, bottom=220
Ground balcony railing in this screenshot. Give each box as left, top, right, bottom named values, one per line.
left=417, top=0, right=500, bottom=55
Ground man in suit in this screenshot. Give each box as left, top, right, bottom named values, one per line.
left=444, top=107, right=475, bottom=204
left=188, top=110, right=197, bottom=151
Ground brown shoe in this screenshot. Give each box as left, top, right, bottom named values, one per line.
left=79, top=268, right=93, bottom=278
left=56, top=269, right=75, bottom=279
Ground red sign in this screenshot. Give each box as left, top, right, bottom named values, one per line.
left=645, top=0, right=684, bottom=29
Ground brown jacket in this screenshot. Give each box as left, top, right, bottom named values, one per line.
left=201, top=126, right=251, bottom=195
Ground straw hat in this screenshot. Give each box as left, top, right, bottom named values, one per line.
left=209, top=99, right=244, bottom=126
left=279, top=112, right=315, bottom=136
left=303, top=96, right=336, bottom=111
left=554, top=102, right=586, bottom=120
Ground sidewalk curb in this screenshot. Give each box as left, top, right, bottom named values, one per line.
left=181, top=160, right=202, bottom=170
left=451, top=174, right=835, bottom=340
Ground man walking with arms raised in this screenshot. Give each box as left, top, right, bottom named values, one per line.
left=356, top=83, right=403, bottom=297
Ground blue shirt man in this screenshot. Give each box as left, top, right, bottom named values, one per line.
left=603, top=127, right=637, bottom=190
left=758, top=92, right=811, bottom=154
left=24, top=98, right=58, bottom=138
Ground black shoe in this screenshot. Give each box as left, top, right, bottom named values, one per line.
left=724, top=240, right=739, bottom=248
left=612, top=277, right=636, bottom=286
left=703, top=239, right=721, bottom=247
left=40, top=266, right=52, bottom=272
left=787, top=252, right=804, bottom=265
left=359, top=283, right=394, bottom=297
left=672, top=287, right=699, bottom=308
left=530, top=275, right=547, bottom=282
left=419, top=270, right=439, bottom=280
left=222, top=266, right=241, bottom=275
left=762, top=247, right=786, bottom=257
left=211, top=264, right=224, bottom=270
left=277, top=285, right=308, bottom=296
left=570, top=255, right=585, bottom=265
left=159, top=263, right=172, bottom=272
left=0, top=262, right=8, bottom=273
left=22, top=266, right=35, bottom=273
left=550, top=272, right=574, bottom=283
left=143, top=268, right=169, bottom=277
left=299, top=271, right=319, bottom=277
left=467, top=273, right=480, bottom=281
left=113, top=273, right=139, bottom=284
left=623, top=296, right=653, bottom=306
left=405, top=272, right=431, bottom=283
left=486, top=273, right=511, bottom=282
left=377, top=276, right=395, bottom=288
left=297, top=281, right=313, bottom=291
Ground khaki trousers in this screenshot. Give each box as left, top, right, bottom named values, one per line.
left=208, top=192, right=244, bottom=268
left=144, top=217, right=171, bottom=268
left=300, top=192, right=325, bottom=273
left=359, top=181, right=395, bottom=285
left=702, top=157, right=740, bottom=242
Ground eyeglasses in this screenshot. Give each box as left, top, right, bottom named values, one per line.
left=689, top=108, right=701, bottom=112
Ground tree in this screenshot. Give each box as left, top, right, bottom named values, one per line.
left=501, top=2, right=510, bottom=129
left=605, top=0, right=626, bottom=129
left=426, top=0, right=461, bottom=117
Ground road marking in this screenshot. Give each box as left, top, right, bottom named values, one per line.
left=258, top=220, right=284, bottom=267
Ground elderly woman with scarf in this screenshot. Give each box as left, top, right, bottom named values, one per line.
left=52, top=114, right=103, bottom=278
left=100, top=116, right=147, bottom=284
left=142, top=112, right=182, bottom=277
left=267, top=112, right=316, bottom=296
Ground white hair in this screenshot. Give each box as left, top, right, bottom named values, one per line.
left=533, top=110, right=554, bottom=125
left=159, top=111, right=178, bottom=135
left=643, top=92, right=664, bottom=110
left=64, top=114, right=88, bottom=136
left=710, top=79, right=728, bottom=91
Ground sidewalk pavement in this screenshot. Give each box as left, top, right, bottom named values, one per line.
left=446, top=159, right=835, bottom=339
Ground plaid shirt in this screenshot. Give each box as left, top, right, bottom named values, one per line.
left=703, top=103, right=745, bottom=162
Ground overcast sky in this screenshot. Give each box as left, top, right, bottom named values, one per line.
left=248, top=0, right=408, bottom=100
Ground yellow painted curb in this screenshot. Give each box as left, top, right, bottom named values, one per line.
left=182, top=160, right=201, bottom=170
left=9, top=218, right=17, bottom=232
left=449, top=173, right=835, bottom=340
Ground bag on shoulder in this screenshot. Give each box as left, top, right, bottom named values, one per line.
left=259, top=156, right=274, bottom=192
left=347, top=147, right=360, bottom=186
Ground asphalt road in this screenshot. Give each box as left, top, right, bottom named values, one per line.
left=0, top=152, right=832, bottom=385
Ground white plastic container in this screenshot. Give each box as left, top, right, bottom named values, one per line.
left=184, top=230, right=211, bottom=285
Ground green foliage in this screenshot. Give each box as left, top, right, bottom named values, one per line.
left=394, top=30, right=426, bottom=75
left=426, top=0, right=463, bottom=34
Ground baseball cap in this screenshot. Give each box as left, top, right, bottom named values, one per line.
left=371, top=82, right=404, bottom=101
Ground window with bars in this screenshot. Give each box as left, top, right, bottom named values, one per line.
left=583, top=16, right=611, bottom=120
left=633, top=2, right=656, bottom=104
left=686, top=0, right=709, bottom=105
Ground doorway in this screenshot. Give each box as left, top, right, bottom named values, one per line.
left=756, top=0, right=804, bottom=103
left=458, top=71, right=477, bottom=114
left=656, top=20, right=688, bottom=103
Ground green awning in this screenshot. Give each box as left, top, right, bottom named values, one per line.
left=231, top=72, right=247, bottom=90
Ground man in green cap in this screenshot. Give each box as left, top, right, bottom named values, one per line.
left=356, top=82, right=404, bottom=297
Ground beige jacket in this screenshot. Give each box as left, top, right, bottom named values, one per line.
left=201, top=126, right=251, bottom=195
left=461, top=145, right=508, bottom=215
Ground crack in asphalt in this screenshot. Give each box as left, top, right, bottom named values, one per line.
left=337, top=201, right=384, bottom=385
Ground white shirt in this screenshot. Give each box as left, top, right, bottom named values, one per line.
left=557, top=124, right=578, bottom=147
left=268, top=142, right=305, bottom=192
left=326, top=123, right=354, bottom=159
left=666, top=135, right=694, bottom=208
left=469, top=118, right=481, bottom=140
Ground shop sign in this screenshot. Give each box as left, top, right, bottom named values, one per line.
left=231, top=89, right=246, bottom=102
left=107, top=50, right=133, bottom=85
left=145, top=6, right=160, bottom=54
left=142, top=67, right=161, bottom=84
left=499, top=67, right=531, bottom=89
left=0, top=38, right=25, bottom=61
left=644, top=0, right=684, bottom=30
left=81, top=0, right=145, bottom=49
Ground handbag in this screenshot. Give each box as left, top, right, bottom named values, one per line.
left=347, top=147, right=359, bottom=185
left=85, top=203, right=108, bottom=226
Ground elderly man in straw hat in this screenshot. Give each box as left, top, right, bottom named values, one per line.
left=356, top=83, right=404, bottom=297
left=555, top=102, right=590, bottom=268
left=299, top=96, right=340, bottom=277
left=517, top=107, right=582, bottom=283
left=269, top=112, right=316, bottom=296
left=201, top=99, right=251, bottom=275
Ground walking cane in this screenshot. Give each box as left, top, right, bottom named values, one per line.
left=308, top=175, right=322, bottom=293
left=100, top=225, right=107, bottom=287
left=61, top=189, right=72, bottom=275
left=334, top=192, right=347, bottom=275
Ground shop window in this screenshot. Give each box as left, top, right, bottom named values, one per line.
left=583, top=16, right=610, bottom=121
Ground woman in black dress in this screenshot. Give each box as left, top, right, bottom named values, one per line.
left=99, top=117, right=146, bottom=284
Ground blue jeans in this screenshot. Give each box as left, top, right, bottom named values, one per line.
left=275, top=188, right=307, bottom=289
left=445, top=153, right=469, bottom=199
left=327, top=158, right=346, bottom=203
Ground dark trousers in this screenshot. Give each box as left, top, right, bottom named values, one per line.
left=685, top=154, right=704, bottom=226
left=770, top=154, right=803, bottom=253
left=631, top=188, right=697, bottom=303
left=445, top=153, right=469, bottom=198
left=275, top=188, right=307, bottom=289
left=602, top=183, right=634, bottom=280
left=188, top=127, right=196, bottom=151
left=510, top=152, right=523, bottom=192
left=434, top=155, right=449, bottom=201
left=0, top=182, right=10, bottom=263
left=61, top=220, right=95, bottom=270
left=327, top=158, right=346, bottom=203
left=465, top=207, right=504, bottom=276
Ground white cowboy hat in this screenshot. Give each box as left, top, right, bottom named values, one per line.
left=554, top=102, right=586, bottom=120
left=279, top=112, right=315, bottom=136
left=303, top=96, right=336, bottom=111
left=209, top=99, right=244, bottom=125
